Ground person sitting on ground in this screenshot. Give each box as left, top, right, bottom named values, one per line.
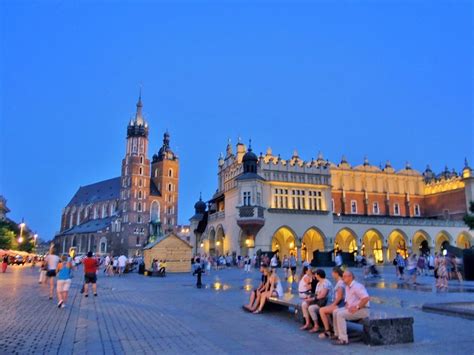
left=252, top=268, right=283, bottom=314
left=298, top=266, right=312, bottom=299
left=332, top=270, right=370, bottom=345
left=152, top=259, right=158, bottom=273
left=159, top=260, right=167, bottom=274
left=243, top=264, right=269, bottom=312
left=318, top=267, right=345, bottom=339
left=305, top=269, right=332, bottom=333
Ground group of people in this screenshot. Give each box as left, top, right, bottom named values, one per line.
left=103, top=254, right=130, bottom=276
left=393, top=251, right=463, bottom=289
left=151, top=259, right=167, bottom=275
left=38, top=250, right=99, bottom=308
left=243, top=264, right=370, bottom=345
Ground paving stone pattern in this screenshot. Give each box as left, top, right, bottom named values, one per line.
left=1, top=265, right=474, bottom=354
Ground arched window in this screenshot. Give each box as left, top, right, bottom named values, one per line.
left=137, top=202, right=142, bottom=212
left=137, top=215, right=142, bottom=223
left=154, top=169, right=158, bottom=178
left=102, top=204, right=107, bottom=218
left=139, top=179, right=143, bottom=187
left=93, top=206, right=98, bottom=219
left=99, top=237, right=107, bottom=254
left=150, top=201, right=160, bottom=222
left=168, top=168, right=173, bottom=177
left=168, top=183, right=173, bottom=192
left=139, top=167, right=143, bottom=175
left=140, top=156, right=144, bottom=164
left=138, top=191, right=142, bottom=199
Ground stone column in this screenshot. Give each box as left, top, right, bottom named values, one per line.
left=296, top=239, right=302, bottom=265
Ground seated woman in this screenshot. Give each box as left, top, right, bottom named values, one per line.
left=298, top=266, right=312, bottom=299
left=244, top=264, right=269, bottom=312
left=159, top=260, right=167, bottom=274
left=253, top=269, right=283, bottom=314
left=151, top=259, right=158, bottom=273
left=318, top=267, right=345, bottom=338
left=302, top=269, right=332, bottom=332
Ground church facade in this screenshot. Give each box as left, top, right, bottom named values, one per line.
left=54, top=95, right=179, bottom=257
left=190, top=140, right=473, bottom=263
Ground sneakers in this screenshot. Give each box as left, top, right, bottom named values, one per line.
left=57, top=300, right=63, bottom=308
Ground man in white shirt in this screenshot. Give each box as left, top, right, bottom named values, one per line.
left=45, top=249, right=60, bottom=300
left=118, top=254, right=127, bottom=276
left=332, top=270, right=370, bottom=345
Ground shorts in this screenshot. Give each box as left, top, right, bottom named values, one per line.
left=84, top=272, right=97, bottom=284
left=408, top=268, right=416, bottom=276
left=57, top=279, right=71, bottom=292
left=46, top=270, right=57, bottom=277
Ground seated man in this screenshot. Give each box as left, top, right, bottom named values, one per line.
left=332, top=270, right=370, bottom=345
left=243, top=264, right=269, bottom=312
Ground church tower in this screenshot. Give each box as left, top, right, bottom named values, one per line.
left=151, top=131, right=179, bottom=233
left=119, top=92, right=151, bottom=255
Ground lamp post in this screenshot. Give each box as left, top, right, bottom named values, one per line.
left=33, top=233, right=38, bottom=250
left=18, top=222, right=26, bottom=244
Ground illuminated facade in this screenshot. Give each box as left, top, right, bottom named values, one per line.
left=190, top=140, right=473, bottom=263
left=55, top=94, right=180, bottom=257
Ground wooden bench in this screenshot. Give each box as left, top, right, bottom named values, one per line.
left=266, top=295, right=414, bottom=346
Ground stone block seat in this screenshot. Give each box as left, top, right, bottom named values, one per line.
left=266, top=294, right=414, bottom=346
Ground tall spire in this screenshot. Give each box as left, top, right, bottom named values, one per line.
left=135, top=87, right=144, bottom=125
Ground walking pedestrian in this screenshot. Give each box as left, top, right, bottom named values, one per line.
left=118, top=254, right=127, bottom=276
left=2, top=254, right=8, bottom=273
left=56, top=255, right=73, bottom=308
left=289, top=254, right=297, bottom=280
left=193, top=257, right=203, bottom=288
left=45, top=249, right=60, bottom=299
left=435, top=254, right=448, bottom=291
left=406, top=254, right=418, bottom=284
left=83, top=251, right=98, bottom=297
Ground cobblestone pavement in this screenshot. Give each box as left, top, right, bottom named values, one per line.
left=1, top=265, right=474, bottom=354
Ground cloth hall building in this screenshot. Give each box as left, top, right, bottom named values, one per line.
left=54, top=95, right=179, bottom=257
left=190, top=140, right=473, bottom=263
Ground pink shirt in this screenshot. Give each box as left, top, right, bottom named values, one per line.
left=345, top=280, right=370, bottom=308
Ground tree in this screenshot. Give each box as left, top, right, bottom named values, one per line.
left=464, top=201, right=474, bottom=230
left=0, top=220, right=34, bottom=252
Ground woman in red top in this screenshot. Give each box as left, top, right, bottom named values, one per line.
left=83, top=251, right=98, bottom=297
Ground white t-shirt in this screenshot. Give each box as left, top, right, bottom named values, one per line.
left=46, top=254, right=60, bottom=271
left=298, top=274, right=312, bottom=294
left=118, top=255, right=127, bottom=267
left=105, top=256, right=111, bottom=266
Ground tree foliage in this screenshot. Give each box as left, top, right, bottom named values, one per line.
left=464, top=201, right=474, bottom=230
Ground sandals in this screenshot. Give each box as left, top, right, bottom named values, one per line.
left=319, top=331, right=332, bottom=339
left=252, top=309, right=262, bottom=314
left=333, top=339, right=349, bottom=346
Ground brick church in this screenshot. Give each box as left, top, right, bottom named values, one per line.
left=54, top=94, right=179, bottom=257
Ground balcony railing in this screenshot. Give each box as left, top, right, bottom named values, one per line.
left=333, top=214, right=466, bottom=227
left=238, top=206, right=265, bottom=219
left=208, top=210, right=225, bottom=222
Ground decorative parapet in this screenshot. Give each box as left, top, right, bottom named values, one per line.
left=208, top=211, right=225, bottom=222
left=238, top=206, right=265, bottom=218
left=333, top=214, right=466, bottom=228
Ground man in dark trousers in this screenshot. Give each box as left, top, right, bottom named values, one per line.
left=193, top=257, right=203, bottom=288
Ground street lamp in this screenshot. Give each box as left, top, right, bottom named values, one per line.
left=18, top=222, right=26, bottom=244
left=33, top=234, right=38, bottom=248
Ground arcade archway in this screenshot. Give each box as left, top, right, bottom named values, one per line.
left=387, top=229, right=408, bottom=260
left=456, top=232, right=472, bottom=249
left=272, top=226, right=297, bottom=258
left=301, top=227, right=325, bottom=262
left=362, top=229, right=384, bottom=263
left=412, top=230, right=431, bottom=256
left=334, top=228, right=357, bottom=253
left=435, top=231, right=452, bottom=252
left=216, top=225, right=225, bottom=256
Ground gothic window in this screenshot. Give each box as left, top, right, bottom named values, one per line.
left=168, top=183, right=173, bottom=192
left=351, top=200, right=358, bottom=214
left=102, top=204, right=107, bottom=218
left=140, top=156, right=144, bottom=164
left=138, top=191, right=142, bottom=199
left=137, top=202, right=142, bottom=212
left=137, top=215, right=142, bottom=223
left=373, top=202, right=380, bottom=215
left=139, top=179, right=143, bottom=187
left=139, top=167, right=143, bottom=175
left=394, top=203, right=400, bottom=216
left=154, top=168, right=158, bottom=178
left=150, top=201, right=160, bottom=222
left=168, top=168, right=173, bottom=177
left=136, top=236, right=140, bottom=246
left=414, top=204, right=421, bottom=217
left=93, top=206, right=98, bottom=219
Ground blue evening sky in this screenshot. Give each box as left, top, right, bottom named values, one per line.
left=1, top=1, right=472, bottom=241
